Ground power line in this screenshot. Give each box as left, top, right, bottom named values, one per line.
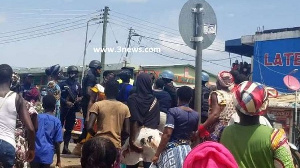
left=0, top=7, right=96, bottom=12
left=0, top=22, right=93, bottom=43
left=110, top=10, right=179, bottom=32
left=86, top=23, right=102, bottom=48
left=109, top=21, right=186, bottom=44
left=110, top=10, right=227, bottom=48
left=110, top=15, right=180, bottom=37
left=132, top=38, right=231, bottom=68
left=109, top=17, right=180, bottom=39
left=0, top=19, right=87, bottom=39
left=0, top=10, right=100, bottom=35
left=144, top=37, right=238, bottom=61
left=0, top=23, right=99, bottom=45
left=108, top=22, right=119, bottom=44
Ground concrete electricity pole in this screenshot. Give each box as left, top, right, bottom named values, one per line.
left=124, top=27, right=133, bottom=67
left=194, top=4, right=204, bottom=123
left=100, top=6, right=109, bottom=81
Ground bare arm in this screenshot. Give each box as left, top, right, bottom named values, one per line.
left=17, top=95, right=35, bottom=161
left=87, top=113, right=97, bottom=136
left=17, top=96, right=35, bottom=149
left=129, top=121, right=143, bottom=153
left=86, top=90, right=97, bottom=122
left=154, top=127, right=173, bottom=158
left=31, top=114, right=38, bottom=132
left=122, top=118, right=130, bottom=136
left=202, top=93, right=222, bottom=128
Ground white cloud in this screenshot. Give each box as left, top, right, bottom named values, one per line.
left=0, top=15, right=6, bottom=24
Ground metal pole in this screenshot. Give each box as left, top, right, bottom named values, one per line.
left=124, top=27, right=133, bottom=67
left=81, top=21, right=89, bottom=85
left=100, top=6, right=109, bottom=82
left=194, top=3, right=203, bottom=123
left=295, top=89, right=298, bottom=143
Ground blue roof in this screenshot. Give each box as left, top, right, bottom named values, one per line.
left=225, top=38, right=253, bottom=57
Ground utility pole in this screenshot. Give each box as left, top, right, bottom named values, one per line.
left=81, top=17, right=100, bottom=85
left=100, top=6, right=109, bottom=82
left=124, top=27, right=133, bottom=67
left=194, top=3, right=203, bottom=123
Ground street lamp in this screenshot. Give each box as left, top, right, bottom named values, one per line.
left=81, top=17, right=100, bottom=84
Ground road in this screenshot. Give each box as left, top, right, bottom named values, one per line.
left=51, top=143, right=81, bottom=168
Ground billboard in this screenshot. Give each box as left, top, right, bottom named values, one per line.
left=253, top=38, right=300, bottom=92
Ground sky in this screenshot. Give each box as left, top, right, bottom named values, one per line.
left=0, top=0, right=299, bottom=74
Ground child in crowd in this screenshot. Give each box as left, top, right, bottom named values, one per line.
left=30, top=95, right=63, bottom=168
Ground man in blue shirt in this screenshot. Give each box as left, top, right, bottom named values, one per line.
left=117, top=69, right=133, bottom=104
left=30, top=95, right=63, bottom=168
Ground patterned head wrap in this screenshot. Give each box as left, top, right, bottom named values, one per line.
left=217, top=71, right=234, bottom=88
left=233, top=81, right=278, bottom=116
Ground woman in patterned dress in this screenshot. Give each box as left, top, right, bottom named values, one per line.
left=45, top=64, right=62, bottom=119
left=12, top=73, right=39, bottom=168
left=152, top=86, right=199, bottom=168
left=198, top=71, right=235, bottom=142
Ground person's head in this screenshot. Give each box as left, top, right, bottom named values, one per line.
left=202, top=72, right=209, bottom=86
left=216, top=71, right=234, bottom=90
left=23, top=74, right=34, bottom=85
left=118, top=69, right=131, bottom=83
left=233, top=81, right=275, bottom=125
left=45, top=64, right=62, bottom=80
left=89, top=60, right=102, bottom=77
left=67, top=65, right=79, bottom=80
left=0, top=64, right=13, bottom=85
left=104, top=79, right=119, bottom=99
left=121, top=67, right=134, bottom=78
left=230, top=70, right=248, bottom=85
left=136, top=73, right=153, bottom=95
left=177, top=86, right=193, bottom=105
left=159, top=70, right=174, bottom=84
left=81, top=137, right=117, bottom=168
left=10, top=72, right=20, bottom=91
left=24, top=87, right=40, bottom=103
left=42, top=94, right=56, bottom=112
left=103, top=71, right=115, bottom=81
left=155, top=78, right=165, bottom=89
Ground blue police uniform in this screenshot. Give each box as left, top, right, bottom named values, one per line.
left=59, top=78, right=82, bottom=145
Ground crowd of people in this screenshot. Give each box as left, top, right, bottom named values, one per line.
left=0, top=61, right=296, bottom=168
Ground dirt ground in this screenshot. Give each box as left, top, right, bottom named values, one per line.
left=51, top=143, right=81, bottom=168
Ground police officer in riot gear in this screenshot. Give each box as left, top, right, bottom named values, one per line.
left=159, top=70, right=177, bottom=108
left=78, top=60, right=102, bottom=142
left=59, top=65, right=82, bottom=154
left=189, top=72, right=211, bottom=123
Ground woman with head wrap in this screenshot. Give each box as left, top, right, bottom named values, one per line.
left=197, top=71, right=235, bottom=142
left=45, top=64, right=62, bottom=119
left=121, top=73, right=161, bottom=168
left=12, top=73, right=39, bottom=168
left=183, top=141, right=238, bottom=168
left=220, top=81, right=294, bottom=168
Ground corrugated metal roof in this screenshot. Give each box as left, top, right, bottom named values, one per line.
left=269, top=94, right=300, bottom=108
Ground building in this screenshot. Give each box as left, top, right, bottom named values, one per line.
left=225, top=26, right=300, bottom=142
left=139, top=64, right=217, bottom=87
left=13, top=63, right=216, bottom=88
